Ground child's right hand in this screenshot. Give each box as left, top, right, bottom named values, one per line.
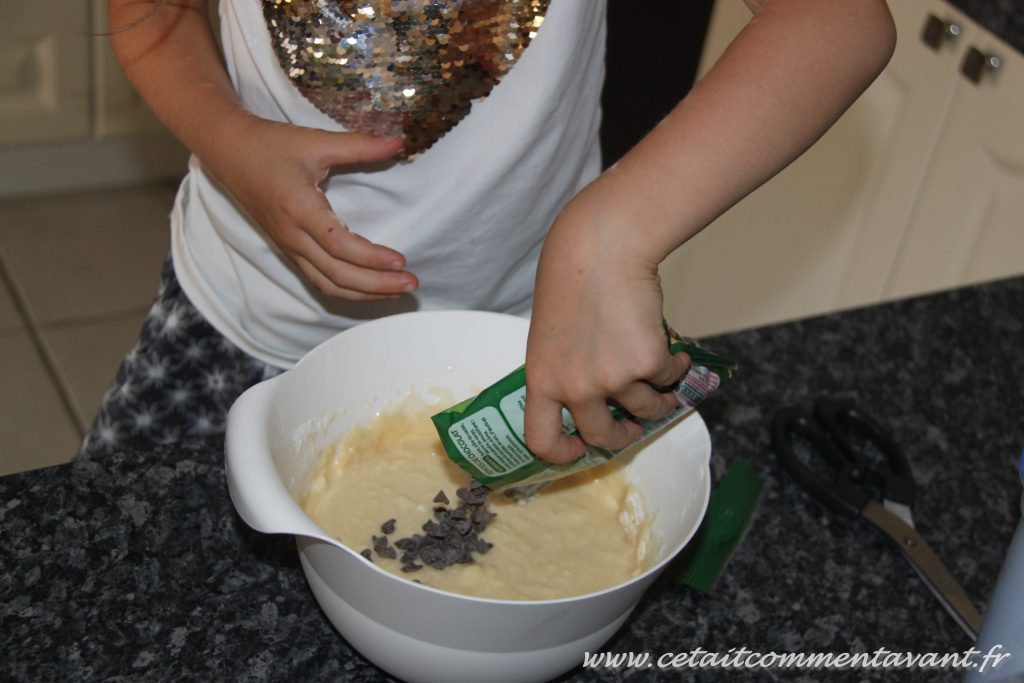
left=108, top=0, right=417, bottom=301
left=206, top=112, right=418, bottom=301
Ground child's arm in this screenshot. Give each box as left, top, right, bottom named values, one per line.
left=108, top=0, right=418, bottom=299
left=524, top=0, right=897, bottom=462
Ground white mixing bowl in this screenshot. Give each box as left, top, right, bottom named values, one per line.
left=226, top=310, right=710, bottom=682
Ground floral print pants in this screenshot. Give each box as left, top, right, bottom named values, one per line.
left=78, top=257, right=280, bottom=458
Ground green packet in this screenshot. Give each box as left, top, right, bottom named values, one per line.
left=430, top=325, right=737, bottom=492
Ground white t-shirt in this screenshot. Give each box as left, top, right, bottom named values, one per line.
left=171, top=0, right=607, bottom=368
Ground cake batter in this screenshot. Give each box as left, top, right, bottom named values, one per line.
left=303, top=396, right=651, bottom=600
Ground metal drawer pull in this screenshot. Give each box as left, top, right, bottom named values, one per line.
left=921, top=13, right=960, bottom=50
left=961, top=46, right=1002, bottom=84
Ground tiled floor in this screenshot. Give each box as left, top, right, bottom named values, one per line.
left=0, top=183, right=176, bottom=476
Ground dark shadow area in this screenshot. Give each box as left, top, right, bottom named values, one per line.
left=233, top=513, right=303, bottom=570
left=600, top=0, right=715, bottom=167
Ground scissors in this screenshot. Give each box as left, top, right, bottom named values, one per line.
left=771, top=398, right=983, bottom=640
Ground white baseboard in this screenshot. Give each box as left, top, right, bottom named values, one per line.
left=0, top=134, right=190, bottom=200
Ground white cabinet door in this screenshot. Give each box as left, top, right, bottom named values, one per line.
left=885, top=23, right=1024, bottom=300
left=0, top=1, right=92, bottom=145
left=659, top=0, right=977, bottom=337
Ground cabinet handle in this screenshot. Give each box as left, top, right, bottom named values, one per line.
left=960, top=46, right=1002, bottom=84
left=921, top=13, right=961, bottom=51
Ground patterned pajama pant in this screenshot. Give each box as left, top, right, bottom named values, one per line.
left=78, top=257, right=281, bottom=458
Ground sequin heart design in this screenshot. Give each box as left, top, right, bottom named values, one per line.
left=264, top=0, right=550, bottom=159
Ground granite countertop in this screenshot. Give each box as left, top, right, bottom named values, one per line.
left=946, top=0, right=1024, bottom=55
left=3, top=277, right=1023, bottom=682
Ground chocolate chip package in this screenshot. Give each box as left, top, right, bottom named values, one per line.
left=431, top=324, right=737, bottom=491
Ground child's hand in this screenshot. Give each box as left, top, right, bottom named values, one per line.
left=523, top=202, right=691, bottom=463
left=209, top=114, right=418, bottom=300
left=107, top=0, right=417, bottom=301
left=523, top=0, right=898, bottom=462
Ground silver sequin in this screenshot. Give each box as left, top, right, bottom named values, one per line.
left=264, top=0, right=551, bottom=158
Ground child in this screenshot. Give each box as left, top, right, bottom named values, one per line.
left=83, top=0, right=896, bottom=461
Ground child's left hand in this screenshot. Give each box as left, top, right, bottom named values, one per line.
left=523, top=0, right=897, bottom=463
left=523, top=197, right=691, bottom=463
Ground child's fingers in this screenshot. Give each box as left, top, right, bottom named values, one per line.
left=280, top=181, right=409, bottom=272
left=290, top=253, right=409, bottom=301
left=312, top=131, right=404, bottom=168
left=244, top=125, right=415, bottom=299
left=290, top=231, right=418, bottom=297
left=523, top=391, right=587, bottom=464
left=567, top=399, right=643, bottom=451
left=317, top=222, right=408, bottom=272
left=646, top=351, right=691, bottom=389
left=609, top=350, right=690, bottom=419
left=613, top=381, right=679, bottom=421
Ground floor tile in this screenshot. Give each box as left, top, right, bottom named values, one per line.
left=0, top=184, right=172, bottom=324
left=40, top=313, right=146, bottom=431
left=0, top=331, right=81, bottom=476
left=0, top=274, right=22, bottom=332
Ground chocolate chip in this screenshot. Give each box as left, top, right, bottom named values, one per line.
left=419, top=545, right=443, bottom=565
left=456, top=487, right=486, bottom=505
left=374, top=479, right=497, bottom=575
left=360, top=549, right=373, bottom=562
left=473, top=508, right=494, bottom=525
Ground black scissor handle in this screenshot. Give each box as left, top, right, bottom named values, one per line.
left=813, top=399, right=916, bottom=507
left=771, top=407, right=871, bottom=517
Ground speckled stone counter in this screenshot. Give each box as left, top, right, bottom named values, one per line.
left=3, top=277, right=1022, bottom=682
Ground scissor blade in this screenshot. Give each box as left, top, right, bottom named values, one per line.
left=861, top=500, right=983, bottom=641
left=882, top=500, right=915, bottom=529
